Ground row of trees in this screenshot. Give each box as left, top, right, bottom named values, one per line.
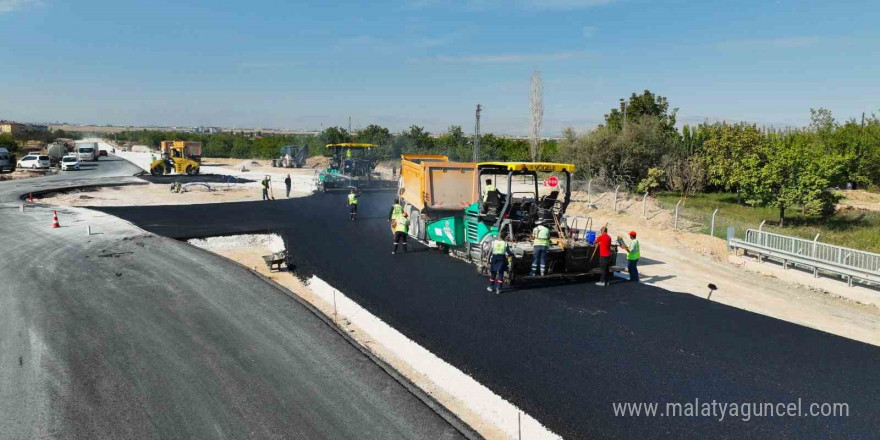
left=557, top=91, right=880, bottom=225
left=110, top=126, right=558, bottom=163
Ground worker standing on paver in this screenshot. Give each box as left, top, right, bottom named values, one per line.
left=392, top=212, right=410, bottom=255
left=482, top=179, right=496, bottom=202
left=487, top=234, right=515, bottom=294
left=530, top=220, right=551, bottom=276
left=348, top=188, right=359, bottom=221
left=619, top=231, right=640, bottom=282
left=261, top=177, right=270, bottom=201
left=593, top=226, right=613, bottom=287
left=284, top=174, right=292, bottom=198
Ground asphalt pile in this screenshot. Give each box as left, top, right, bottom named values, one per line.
left=98, top=191, right=880, bottom=440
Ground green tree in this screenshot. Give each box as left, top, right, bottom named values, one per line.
left=603, top=90, right=678, bottom=134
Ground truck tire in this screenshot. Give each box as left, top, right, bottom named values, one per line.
left=193, top=167, right=200, bottom=176
left=185, top=165, right=193, bottom=176
left=150, top=165, right=165, bottom=176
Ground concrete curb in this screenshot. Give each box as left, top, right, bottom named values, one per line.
left=180, top=239, right=486, bottom=440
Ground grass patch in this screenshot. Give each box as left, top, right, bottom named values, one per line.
left=655, top=192, right=880, bottom=253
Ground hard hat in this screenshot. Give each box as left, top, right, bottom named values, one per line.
left=629, top=231, right=637, bottom=237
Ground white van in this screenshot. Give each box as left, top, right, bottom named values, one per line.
left=76, top=142, right=99, bottom=162
left=0, top=147, right=14, bottom=172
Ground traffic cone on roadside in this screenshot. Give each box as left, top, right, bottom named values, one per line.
left=51, top=210, right=60, bottom=228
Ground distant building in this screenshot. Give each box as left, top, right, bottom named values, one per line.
left=193, top=126, right=222, bottom=134
left=0, top=121, right=25, bottom=136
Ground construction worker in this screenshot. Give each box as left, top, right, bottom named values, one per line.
left=619, top=231, right=640, bottom=282
left=487, top=234, right=514, bottom=294
left=284, top=174, right=292, bottom=198
left=482, top=179, right=496, bottom=202
left=592, top=226, right=613, bottom=286
left=530, top=220, right=551, bottom=276
left=388, top=199, right=403, bottom=222
left=392, top=212, right=410, bottom=254
left=261, top=177, right=270, bottom=201
left=348, top=188, right=359, bottom=221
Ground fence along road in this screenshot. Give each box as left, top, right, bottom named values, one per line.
left=729, top=228, right=880, bottom=287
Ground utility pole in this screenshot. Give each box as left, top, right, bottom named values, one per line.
left=620, top=98, right=628, bottom=132
left=473, top=104, right=482, bottom=162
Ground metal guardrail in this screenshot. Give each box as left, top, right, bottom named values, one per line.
left=728, top=228, right=880, bottom=287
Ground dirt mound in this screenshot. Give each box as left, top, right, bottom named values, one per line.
left=305, top=156, right=329, bottom=169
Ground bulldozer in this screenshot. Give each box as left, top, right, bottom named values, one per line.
left=150, top=141, right=202, bottom=176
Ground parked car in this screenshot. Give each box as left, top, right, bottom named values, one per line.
left=0, top=148, right=15, bottom=172
left=60, top=155, right=81, bottom=171
left=98, top=149, right=108, bottom=157
left=17, top=154, right=51, bottom=169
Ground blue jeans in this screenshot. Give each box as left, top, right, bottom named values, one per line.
left=531, top=245, right=547, bottom=275
left=627, top=259, right=639, bottom=282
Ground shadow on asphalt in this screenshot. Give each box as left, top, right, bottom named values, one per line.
left=96, top=191, right=880, bottom=440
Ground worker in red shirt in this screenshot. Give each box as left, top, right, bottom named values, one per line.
left=592, top=226, right=613, bottom=287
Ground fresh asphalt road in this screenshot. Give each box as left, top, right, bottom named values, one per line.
left=99, top=190, right=880, bottom=440
left=0, top=159, right=467, bottom=439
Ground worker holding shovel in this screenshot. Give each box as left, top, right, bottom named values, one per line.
left=261, top=176, right=270, bottom=201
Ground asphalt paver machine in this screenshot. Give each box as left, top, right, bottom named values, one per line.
left=401, top=159, right=620, bottom=285
left=317, top=143, right=394, bottom=191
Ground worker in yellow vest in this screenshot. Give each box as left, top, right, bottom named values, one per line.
left=620, top=231, right=640, bottom=282
left=347, top=188, right=359, bottom=221
left=389, top=199, right=404, bottom=234
left=392, top=212, right=410, bottom=255
left=487, top=234, right=515, bottom=294
left=530, top=220, right=551, bottom=276
left=482, top=179, right=496, bottom=202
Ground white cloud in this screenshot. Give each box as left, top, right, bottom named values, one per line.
left=412, top=50, right=593, bottom=64
left=0, top=0, right=43, bottom=13
left=516, top=0, right=617, bottom=9
left=402, top=0, right=617, bottom=10
left=717, top=36, right=821, bottom=50
left=582, top=26, right=596, bottom=38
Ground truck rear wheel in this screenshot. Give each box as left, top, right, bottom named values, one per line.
left=185, top=165, right=193, bottom=176
left=151, top=165, right=164, bottom=176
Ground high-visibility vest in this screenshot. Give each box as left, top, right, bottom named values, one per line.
left=395, top=217, right=410, bottom=233
left=346, top=148, right=352, bottom=159
left=348, top=193, right=358, bottom=205
left=261, top=181, right=268, bottom=189
left=627, top=239, right=640, bottom=260
left=533, top=225, right=550, bottom=247
left=482, top=184, right=496, bottom=202
left=491, top=239, right=509, bottom=255
left=392, top=204, right=403, bottom=218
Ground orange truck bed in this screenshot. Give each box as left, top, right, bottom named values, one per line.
left=399, top=154, right=478, bottom=213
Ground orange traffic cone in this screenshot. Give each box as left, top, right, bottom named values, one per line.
left=52, top=210, right=60, bottom=228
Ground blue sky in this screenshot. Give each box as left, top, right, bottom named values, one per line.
left=1, top=0, right=878, bottom=135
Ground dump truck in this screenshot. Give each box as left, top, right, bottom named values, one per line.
left=149, top=141, right=202, bottom=176
left=400, top=158, right=620, bottom=286
left=398, top=154, right=478, bottom=243
left=272, top=144, right=309, bottom=168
